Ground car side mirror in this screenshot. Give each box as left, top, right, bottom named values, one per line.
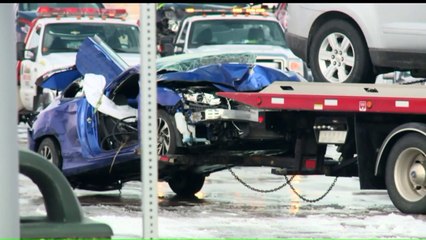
left=16, top=42, right=25, bottom=61
left=174, top=43, right=184, bottom=54
left=24, top=48, right=37, bottom=62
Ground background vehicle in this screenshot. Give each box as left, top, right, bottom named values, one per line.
left=274, top=3, right=288, bottom=30
left=155, top=3, right=250, bottom=57
left=15, top=3, right=105, bottom=42
left=29, top=35, right=301, bottom=195
left=285, top=4, right=426, bottom=84
left=16, top=6, right=140, bottom=120
left=156, top=3, right=249, bottom=32
left=166, top=7, right=311, bottom=80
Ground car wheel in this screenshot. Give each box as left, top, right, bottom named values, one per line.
left=168, top=170, right=205, bottom=197
left=157, top=109, right=177, bottom=155
left=386, top=133, right=426, bottom=214
left=37, top=137, right=63, bottom=170
left=309, top=19, right=374, bottom=83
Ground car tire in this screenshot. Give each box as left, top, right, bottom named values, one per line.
left=168, top=170, right=205, bottom=197
left=309, top=19, right=374, bottom=83
left=157, top=109, right=178, bottom=155
left=385, top=133, right=426, bottom=214
left=37, top=137, right=63, bottom=170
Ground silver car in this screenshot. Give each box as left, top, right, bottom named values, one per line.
left=285, top=4, right=426, bottom=83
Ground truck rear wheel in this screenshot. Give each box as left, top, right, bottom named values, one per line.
left=168, top=171, right=205, bottom=197
left=386, top=133, right=426, bottom=214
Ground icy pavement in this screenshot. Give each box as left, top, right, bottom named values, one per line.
left=17, top=123, right=426, bottom=239
left=19, top=168, right=426, bottom=239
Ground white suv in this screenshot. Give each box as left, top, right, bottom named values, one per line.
left=285, top=4, right=426, bottom=83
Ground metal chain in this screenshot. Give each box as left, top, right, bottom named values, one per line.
left=284, top=175, right=339, bottom=203
left=228, top=167, right=339, bottom=202
left=228, top=167, right=295, bottom=193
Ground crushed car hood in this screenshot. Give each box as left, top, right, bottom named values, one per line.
left=76, top=35, right=129, bottom=84
left=39, top=36, right=302, bottom=92
left=156, top=63, right=301, bottom=92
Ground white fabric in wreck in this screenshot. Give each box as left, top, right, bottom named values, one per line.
left=83, top=73, right=138, bottom=122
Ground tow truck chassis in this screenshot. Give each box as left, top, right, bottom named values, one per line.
left=204, top=81, right=426, bottom=214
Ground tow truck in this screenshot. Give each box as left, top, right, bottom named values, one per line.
left=16, top=6, right=140, bottom=122
left=205, top=80, right=426, bottom=214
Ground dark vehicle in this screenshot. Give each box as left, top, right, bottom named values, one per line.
left=156, top=3, right=249, bottom=57
left=28, top=35, right=301, bottom=195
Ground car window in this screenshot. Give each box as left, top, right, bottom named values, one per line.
left=176, top=21, right=189, bottom=45
left=42, top=23, right=139, bottom=55
left=187, top=19, right=287, bottom=48
left=63, top=78, right=84, bottom=98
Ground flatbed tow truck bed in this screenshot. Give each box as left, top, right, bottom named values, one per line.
left=208, top=81, right=426, bottom=214
left=218, top=81, right=426, bottom=114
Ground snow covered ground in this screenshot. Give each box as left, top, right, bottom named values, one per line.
left=85, top=173, right=426, bottom=239
left=19, top=168, right=426, bottom=239
left=17, top=123, right=426, bottom=239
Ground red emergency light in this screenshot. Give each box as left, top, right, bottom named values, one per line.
left=101, top=9, right=128, bottom=20
left=37, top=6, right=65, bottom=18
left=36, top=6, right=127, bottom=20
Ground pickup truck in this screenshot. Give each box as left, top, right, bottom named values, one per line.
left=163, top=8, right=311, bottom=80
left=16, top=6, right=140, bottom=121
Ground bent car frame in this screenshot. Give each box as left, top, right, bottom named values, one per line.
left=28, top=35, right=302, bottom=196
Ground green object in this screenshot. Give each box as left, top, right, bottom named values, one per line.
left=157, top=3, right=164, bottom=10
left=19, top=149, right=113, bottom=239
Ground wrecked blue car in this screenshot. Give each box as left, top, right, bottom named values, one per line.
left=28, top=35, right=301, bottom=195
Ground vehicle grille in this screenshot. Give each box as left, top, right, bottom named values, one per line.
left=255, top=56, right=286, bottom=71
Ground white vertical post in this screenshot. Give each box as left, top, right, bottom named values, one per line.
left=0, top=3, right=20, bottom=238
left=139, top=3, right=158, bottom=239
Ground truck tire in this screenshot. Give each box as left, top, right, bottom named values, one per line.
left=385, top=133, right=426, bottom=214
left=168, top=170, right=205, bottom=197
left=37, top=137, right=63, bottom=170
left=157, top=109, right=178, bottom=155
left=309, top=19, right=374, bottom=83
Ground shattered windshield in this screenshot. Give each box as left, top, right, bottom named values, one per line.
left=156, top=52, right=257, bottom=72
left=42, top=23, right=139, bottom=55
left=188, top=19, right=287, bottom=48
